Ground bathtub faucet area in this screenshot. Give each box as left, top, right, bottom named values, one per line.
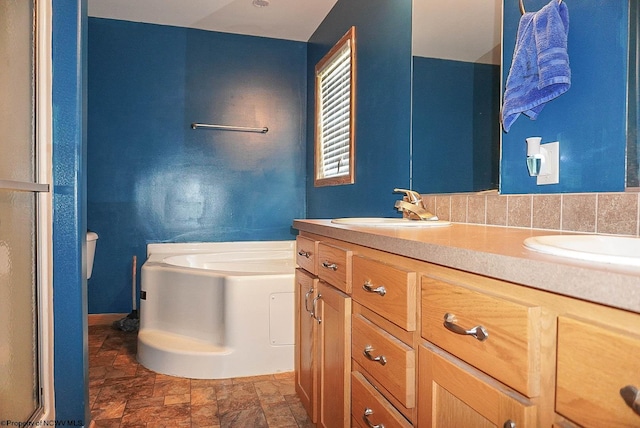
left=136, top=240, right=296, bottom=379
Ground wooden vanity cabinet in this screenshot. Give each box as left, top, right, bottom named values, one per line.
left=294, top=227, right=640, bottom=428
left=295, top=235, right=352, bottom=427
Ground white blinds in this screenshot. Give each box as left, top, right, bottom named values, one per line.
left=317, top=42, right=351, bottom=179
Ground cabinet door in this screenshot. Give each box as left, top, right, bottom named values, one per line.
left=294, top=269, right=317, bottom=422
left=316, top=281, right=352, bottom=428
left=556, top=316, right=640, bottom=428
left=418, top=342, right=537, bottom=428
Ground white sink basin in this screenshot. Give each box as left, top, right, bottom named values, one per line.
left=523, top=235, right=640, bottom=267
left=331, top=217, right=451, bottom=227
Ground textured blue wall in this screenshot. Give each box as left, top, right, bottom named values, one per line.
left=52, top=0, right=89, bottom=422
left=500, top=0, right=628, bottom=193
left=412, top=57, right=500, bottom=193
left=306, top=0, right=412, bottom=219
left=87, top=19, right=307, bottom=314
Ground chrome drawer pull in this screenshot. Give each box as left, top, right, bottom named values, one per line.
left=362, top=281, right=386, bottom=296
left=312, top=294, right=322, bottom=324
left=321, top=261, right=338, bottom=271
left=620, top=385, right=640, bottom=416
left=297, top=250, right=311, bottom=258
left=503, top=420, right=516, bottom=428
left=363, top=408, right=384, bottom=428
left=363, top=345, right=387, bottom=366
left=443, top=313, right=489, bottom=342
left=304, top=287, right=314, bottom=314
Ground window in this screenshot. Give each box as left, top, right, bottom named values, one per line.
left=314, top=27, right=356, bottom=186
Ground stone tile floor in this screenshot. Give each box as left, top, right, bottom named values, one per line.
left=89, top=323, right=315, bottom=427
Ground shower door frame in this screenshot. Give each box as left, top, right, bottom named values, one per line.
left=0, top=0, right=55, bottom=421
left=34, top=0, right=55, bottom=420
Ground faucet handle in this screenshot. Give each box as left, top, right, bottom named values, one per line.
left=394, top=188, right=422, bottom=204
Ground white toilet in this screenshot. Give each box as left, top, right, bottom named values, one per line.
left=86, top=231, right=99, bottom=279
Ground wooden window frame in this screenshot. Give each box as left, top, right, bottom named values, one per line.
left=314, top=26, right=357, bottom=187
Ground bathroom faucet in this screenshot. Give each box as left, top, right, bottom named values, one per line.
left=393, top=188, right=439, bottom=221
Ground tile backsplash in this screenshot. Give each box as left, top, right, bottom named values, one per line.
left=422, top=191, right=640, bottom=237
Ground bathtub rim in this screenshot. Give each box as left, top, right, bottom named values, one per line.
left=143, top=240, right=296, bottom=277
left=146, top=240, right=296, bottom=258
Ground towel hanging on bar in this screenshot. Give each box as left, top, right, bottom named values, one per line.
left=191, top=123, right=268, bottom=133
left=502, top=0, right=571, bottom=132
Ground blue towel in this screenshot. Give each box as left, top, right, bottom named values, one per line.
left=501, top=0, right=570, bottom=132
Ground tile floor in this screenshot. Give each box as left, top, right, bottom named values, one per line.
left=89, top=323, right=314, bottom=427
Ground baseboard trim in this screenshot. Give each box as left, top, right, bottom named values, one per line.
left=88, top=313, right=128, bottom=326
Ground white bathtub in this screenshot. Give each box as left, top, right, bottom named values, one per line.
left=137, top=241, right=296, bottom=379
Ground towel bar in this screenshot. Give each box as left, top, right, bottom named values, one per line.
left=191, top=123, right=268, bottom=133
left=520, top=0, right=563, bottom=15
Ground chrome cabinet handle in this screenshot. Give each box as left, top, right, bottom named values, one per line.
left=312, top=294, right=322, bottom=324
left=443, top=313, right=489, bottom=342
left=503, top=420, right=516, bottom=428
left=620, top=385, right=640, bottom=416
left=321, top=261, right=338, bottom=271
left=362, top=281, right=386, bottom=296
left=297, top=250, right=311, bottom=258
left=304, top=287, right=313, bottom=314
left=363, top=345, right=387, bottom=366
left=363, top=408, right=384, bottom=428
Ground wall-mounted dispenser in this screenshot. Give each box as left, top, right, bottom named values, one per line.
left=526, top=137, right=559, bottom=185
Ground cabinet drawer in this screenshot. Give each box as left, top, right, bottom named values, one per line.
left=296, top=236, right=317, bottom=275
left=421, top=276, right=541, bottom=397
left=352, top=314, right=415, bottom=408
left=352, top=255, right=417, bottom=331
left=351, top=371, right=412, bottom=428
left=556, top=316, right=640, bottom=428
left=317, top=242, right=352, bottom=293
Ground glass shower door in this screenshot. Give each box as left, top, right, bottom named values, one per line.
left=0, top=0, right=47, bottom=420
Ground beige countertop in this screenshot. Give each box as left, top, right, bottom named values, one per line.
left=293, top=219, right=640, bottom=314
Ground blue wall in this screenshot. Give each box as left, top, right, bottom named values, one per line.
left=52, top=0, right=89, bottom=422
left=412, top=57, right=500, bottom=193
left=305, top=0, right=412, bottom=219
left=500, top=0, right=628, bottom=193
left=628, top=1, right=639, bottom=187
left=87, top=19, right=307, bottom=314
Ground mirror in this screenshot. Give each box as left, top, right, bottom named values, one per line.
left=411, top=0, right=502, bottom=194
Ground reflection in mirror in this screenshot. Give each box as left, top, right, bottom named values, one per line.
left=628, top=0, right=639, bottom=187
left=411, top=0, right=502, bottom=194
